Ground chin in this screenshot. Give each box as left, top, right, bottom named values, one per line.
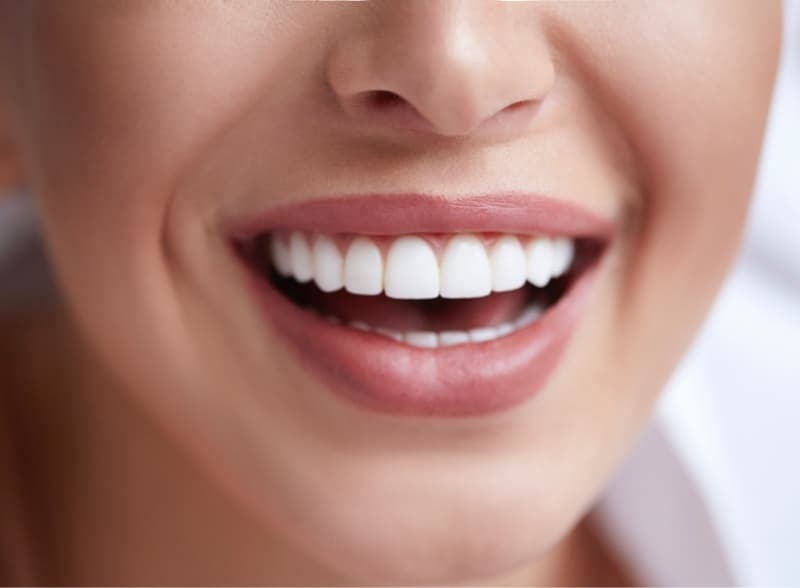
left=241, top=447, right=588, bottom=585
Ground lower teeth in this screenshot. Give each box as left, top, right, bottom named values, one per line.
left=324, top=303, right=545, bottom=348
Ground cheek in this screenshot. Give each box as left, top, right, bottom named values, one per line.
left=632, top=9, right=779, bottom=353
left=563, top=2, right=780, bottom=367
left=25, top=9, right=267, bottom=227
left=21, top=3, right=321, bottom=259
left=16, top=5, right=307, bottom=368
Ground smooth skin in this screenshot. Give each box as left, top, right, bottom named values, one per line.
left=0, top=1, right=781, bottom=585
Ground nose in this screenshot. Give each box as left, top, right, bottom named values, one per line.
left=326, top=0, right=555, bottom=141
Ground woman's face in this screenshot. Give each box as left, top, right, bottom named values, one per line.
left=2, top=1, right=780, bottom=584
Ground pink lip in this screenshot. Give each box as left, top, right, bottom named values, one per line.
left=228, top=193, right=614, bottom=239
left=228, top=193, right=612, bottom=418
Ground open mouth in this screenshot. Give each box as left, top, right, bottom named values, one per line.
left=239, top=231, right=600, bottom=348
left=228, top=194, right=611, bottom=417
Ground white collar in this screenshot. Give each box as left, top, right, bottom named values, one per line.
left=591, top=415, right=737, bottom=586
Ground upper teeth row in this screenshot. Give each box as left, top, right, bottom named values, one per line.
left=269, top=232, right=575, bottom=300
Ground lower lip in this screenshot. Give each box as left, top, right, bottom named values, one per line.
left=238, top=259, right=601, bottom=418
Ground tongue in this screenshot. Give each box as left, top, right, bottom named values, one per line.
left=299, top=286, right=531, bottom=332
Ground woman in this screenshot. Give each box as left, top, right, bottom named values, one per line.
left=0, top=2, right=782, bottom=585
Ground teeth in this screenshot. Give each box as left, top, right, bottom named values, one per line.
left=289, top=231, right=314, bottom=282
left=269, top=235, right=293, bottom=277
left=344, top=237, right=384, bottom=295
left=385, top=236, right=440, bottom=299
left=525, top=237, right=554, bottom=288
left=338, top=303, right=545, bottom=347
left=495, top=322, right=515, bottom=337
left=404, top=331, right=439, bottom=348
left=313, top=235, right=344, bottom=292
left=271, top=232, right=576, bottom=297
left=514, top=304, right=545, bottom=328
left=348, top=320, right=371, bottom=332
left=468, top=326, right=501, bottom=343
left=438, top=331, right=471, bottom=346
left=489, top=236, right=527, bottom=292
left=551, top=237, right=575, bottom=278
left=375, top=327, right=404, bottom=342
left=440, top=234, right=492, bottom=298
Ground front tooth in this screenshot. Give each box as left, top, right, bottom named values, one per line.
left=313, top=235, right=344, bottom=292
left=551, top=238, right=575, bottom=278
left=385, top=236, right=439, bottom=299
left=404, top=331, right=439, bottom=348
left=289, top=231, right=313, bottom=282
left=525, top=237, right=555, bottom=288
left=344, top=237, right=383, bottom=295
left=440, top=234, right=492, bottom=299
left=269, top=235, right=292, bottom=277
left=490, top=236, right=527, bottom=292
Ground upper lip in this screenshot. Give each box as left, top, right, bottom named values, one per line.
left=225, top=192, right=615, bottom=240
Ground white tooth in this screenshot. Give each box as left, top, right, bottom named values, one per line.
left=344, top=237, right=383, bottom=295
left=375, top=327, right=404, bottom=342
left=289, top=231, right=314, bottom=282
left=495, top=322, right=515, bottom=337
left=404, top=331, right=439, bottom=348
left=385, top=236, right=439, bottom=299
left=269, top=235, right=292, bottom=277
left=514, top=304, right=544, bottom=328
left=438, top=331, right=470, bottom=347
left=312, top=235, right=344, bottom=292
left=551, top=238, right=575, bottom=278
left=525, top=237, right=555, bottom=288
left=440, top=234, right=492, bottom=299
left=489, top=236, right=527, bottom=292
left=468, top=326, right=501, bottom=343
left=348, top=320, right=371, bottom=332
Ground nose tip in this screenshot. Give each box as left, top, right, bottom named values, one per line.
left=326, top=4, right=555, bottom=140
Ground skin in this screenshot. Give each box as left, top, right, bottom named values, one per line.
left=0, top=1, right=781, bottom=585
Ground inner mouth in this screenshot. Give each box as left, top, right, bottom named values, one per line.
left=237, top=231, right=603, bottom=348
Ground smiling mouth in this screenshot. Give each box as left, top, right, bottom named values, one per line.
left=241, top=231, right=600, bottom=346
left=229, top=194, right=612, bottom=417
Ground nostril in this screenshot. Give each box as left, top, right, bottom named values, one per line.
left=506, top=99, right=532, bottom=112
left=351, top=89, right=433, bottom=133
left=499, top=99, right=539, bottom=121
left=356, top=90, right=540, bottom=139
left=369, top=90, right=405, bottom=109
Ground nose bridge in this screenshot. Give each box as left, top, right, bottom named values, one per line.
left=326, top=0, right=555, bottom=139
